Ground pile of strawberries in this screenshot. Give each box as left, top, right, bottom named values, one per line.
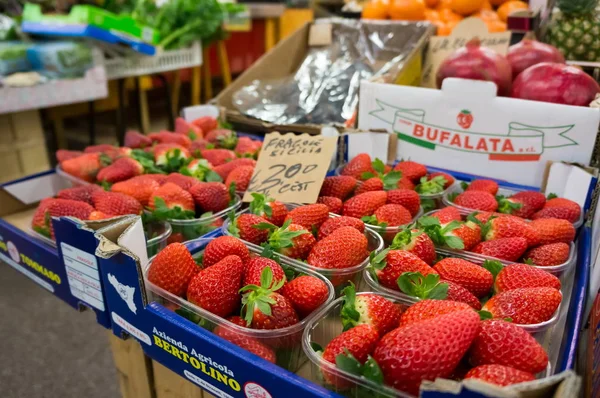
left=147, top=236, right=331, bottom=367
left=312, top=286, right=551, bottom=395
left=228, top=195, right=374, bottom=287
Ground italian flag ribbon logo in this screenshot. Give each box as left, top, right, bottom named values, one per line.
left=370, top=100, right=578, bottom=161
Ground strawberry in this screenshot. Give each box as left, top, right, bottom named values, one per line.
left=494, top=263, right=561, bottom=293
left=248, top=193, right=288, bottom=226
left=187, top=255, right=244, bottom=317
left=153, top=143, right=191, bottom=168
left=32, top=198, right=94, bottom=238
left=243, top=257, right=286, bottom=290
left=445, top=280, right=483, bottom=310
left=148, top=131, right=192, bottom=148
left=149, top=183, right=195, bottom=219
left=164, top=172, right=200, bottom=191
left=179, top=159, right=221, bottom=182
left=213, top=158, right=256, bottom=180
left=317, top=196, right=342, bottom=214
left=225, top=165, right=254, bottom=192
left=370, top=249, right=437, bottom=290
left=189, top=182, right=230, bottom=213
left=500, top=191, right=546, bottom=218
left=175, top=117, right=203, bottom=139
left=433, top=257, right=493, bottom=298
left=111, top=176, right=160, bottom=206
left=190, top=139, right=211, bottom=156
left=240, top=267, right=299, bottom=329
left=84, top=144, right=117, bottom=154
left=228, top=213, right=270, bottom=245
left=203, top=236, right=250, bottom=267
left=523, top=242, right=570, bottom=267
left=143, top=174, right=168, bottom=185
left=482, top=287, right=562, bottom=324
left=192, top=116, right=218, bottom=133
left=213, top=325, right=275, bottom=363
left=308, top=226, right=369, bottom=270
left=398, top=299, right=472, bottom=327
left=365, top=204, right=412, bottom=229
left=57, top=185, right=101, bottom=205
left=465, top=179, right=499, bottom=195
left=454, top=190, right=498, bottom=212
left=421, top=171, right=455, bottom=192
left=533, top=206, right=580, bottom=223
left=317, top=216, right=365, bottom=240
left=282, top=275, right=329, bottom=317
left=259, top=220, right=315, bottom=260
left=124, top=130, right=152, bottom=149
left=340, top=284, right=403, bottom=335
left=469, top=319, right=548, bottom=373
left=474, top=214, right=540, bottom=247
left=285, top=204, right=329, bottom=230
left=393, top=161, right=427, bottom=183
left=386, top=189, right=421, bottom=216
left=320, top=176, right=357, bottom=199
left=373, top=309, right=480, bottom=395
left=92, top=190, right=143, bottom=216
left=355, top=159, right=407, bottom=195
left=545, top=197, right=581, bottom=213
left=235, top=136, right=262, bottom=157
left=88, top=210, right=109, bottom=220
left=530, top=218, right=575, bottom=244
left=60, top=153, right=102, bottom=182
left=200, top=149, right=236, bottom=166
left=389, top=229, right=436, bottom=265
left=96, top=157, right=143, bottom=183
left=452, top=222, right=482, bottom=251
left=417, top=216, right=469, bottom=250
left=471, top=237, right=528, bottom=262
left=342, top=191, right=388, bottom=219
left=56, top=149, right=83, bottom=163
left=147, top=242, right=199, bottom=296
left=464, top=364, right=535, bottom=386
left=205, top=129, right=238, bottom=149
left=432, top=206, right=462, bottom=223
left=341, top=153, right=373, bottom=180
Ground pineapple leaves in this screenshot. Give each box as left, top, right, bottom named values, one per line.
left=397, top=272, right=449, bottom=300
left=340, top=283, right=361, bottom=331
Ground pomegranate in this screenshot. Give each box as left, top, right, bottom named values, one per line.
left=507, top=39, right=565, bottom=78
left=436, top=38, right=512, bottom=96
left=511, top=62, right=600, bottom=107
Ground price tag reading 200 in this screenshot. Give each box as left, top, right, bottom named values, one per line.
left=243, top=132, right=338, bottom=204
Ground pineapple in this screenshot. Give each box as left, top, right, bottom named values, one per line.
left=546, top=0, right=600, bottom=62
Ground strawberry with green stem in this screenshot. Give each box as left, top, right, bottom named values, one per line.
left=358, top=158, right=403, bottom=190
left=396, top=272, right=482, bottom=309
left=415, top=175, right=448, bottom=195
left=149, top=183, right=196, bottom=221
left=369, top=249, right=437, bottom=290
left=179, top=158, right=222, bottom=182
left=257, top=219, right=315, bottom=260
left=417, top=216, right=465, bottom=250
left=248, top=193, right=288, bottom=226
left=388, top=228, right=436, bottom=265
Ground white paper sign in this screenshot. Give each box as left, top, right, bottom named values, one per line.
left=358, top=79, right=600, bottom=187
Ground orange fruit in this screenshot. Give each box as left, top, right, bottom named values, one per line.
left=486, top=19, right=507, bottom=32
left=362, top=0, right=389, bottom=19
left=450, top=0, right=484, bottom=16
left=425, top=0, right=439, bottom=7
left=474, top=9, right=499, bottom=21
left=439, top=7, right=463, bottom=22
left=497, top=1, right=528, bottom=22
left=436, top=0, right=453, bottom=9
left=436, top=19, right=460, bottom=35
left=489, top=0, right=508, bottom=5
left=389, top=0, right=426, bottom=20
left=481, top=0, right=492, bottom=9
left=425, top=8, right=441, bottom=20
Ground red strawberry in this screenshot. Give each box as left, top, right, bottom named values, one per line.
left=454, top=191, right=498, bottom=212
left=149, top=131, right=192, bottom=148
left=482, top=287, right=562, bottom=324
left=175, top=117, right=203, bottom=139
left=213, top=158, right=256, bottom=180
left=229, top=214, right=270, bottom=245
left=469, top=319, right=548, bottom=373
left=398, top=299, right=472, bottom=327
left=96, top=157, right=143, bottom=183
left=341, top=153, right=373, bottom=180
left=545, top=197, right=581, bottom=213
left=354, top=177, right=384, bottom=195
left=263, top=221, right=316, bottom=260
left=433, top=257, right=493, bottom=298
left=56, top=149, right=83, bottom=163
left=92, top=190, right=143, bottom=216
left=243, top=257, right=286, bottom=290
left=164, top=173, right=200, bottom=191
left=60, top=153, right=102, bottom=182
left=393, top=161, right=427, bottom=183
left=370, top=249, right=437, bottom=290
left=57, top=185, right=101, bottom=205
left=341, top=284, right=403, bottom=336
left=445, top=280, right=483, bottom=310
left=149, top=183, right=195, bottom=216
left=235, top=136, right=262, bottom=156
left=124, top=130, right=152, bottom=149
left=192, top=116, right=218, bottom=133
left=88, top=210, right=109, bottom=220
left=143, top=174, right=168, bottom=185
left=466, top=179, right=499, bottom=195
left=84, top=144, right=117, bottom=154
left=373, top=309, right=480, bottom=395
left=282, top=275, right=329, bottom=317
left=318, top=216, right=365, bottom=240
left=308, top=226, right=369, bottom=270
left=427, top=172, right=455, bottom=188
left=187, top=255, right=244, bottom=317
left=32, top=198, right=94, bottom=238
left=111, top=176, right=161, bottom=206
left=225, top=165, right=254, bottom=192
left=285, top=204, right=329, bottom=230
left=200, top=149, right=236, bottom=166
left=501, top=191, right=546, bottom=218
left=530, top=218, right=575, bottom=244
left=317, top=196, right=342, bottom=214
left=213, top=325, right=275, bottom=363
left=418, top=216, right=478, bottom=250
left=471, top=237, right=528, bottom=262
left=494, top=263, right=561, bottom=293
left=205, top=129, right=237, bottom=149
left=190, top=139, right=211, bottom=155
left=533, top=206, right=580, bottom=223
left=389, top=229, right=436, bottom=265
left=240, top=267, right=299, bottom=329
left=523, top=242, right=570, bottom=267
left=452, top=222, right=482, bottom=251
left=320, top=176, right=357, bottom=199
left=432, top=206, right=461, bottom=223
left=386, top=189, right=421, bottom=216
left=203, top=236, right=250, bottom=267
left=368, top=204, right=412, bottom=228
left=153, top=143, right=191, bottom=167
left=248, top=193, right=288, bottom=226
left=478, top=215, right=540, bottom=247
left=189, top=182, right=230, bottom=213
left=147, top=242, right=198, bottom=296
left=342, top=191, right=388, bottom=218
left=465, top=364, right=535, bottom=386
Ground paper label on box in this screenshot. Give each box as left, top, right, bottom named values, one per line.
left=243, top=132, right=337, bottom=203
left=61, top=242, right=105, bottom=311
left=309, top=23, right=332, bottom=47
left=422, top=18, right=511, bottom=89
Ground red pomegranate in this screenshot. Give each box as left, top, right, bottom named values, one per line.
left=507, top=39, right=565, bottom=79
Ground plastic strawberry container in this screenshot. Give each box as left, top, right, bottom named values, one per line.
left=55, top=165, right=93, bottom=186
left=221, top=205, right=384, bottom=295
left=143, top=236, right=335, bottom=372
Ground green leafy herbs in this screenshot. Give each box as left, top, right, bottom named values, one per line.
left=397, top=272, right=449, bottom=300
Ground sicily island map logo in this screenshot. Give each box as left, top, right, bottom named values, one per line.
left=369, top=99, right=579, bottom=162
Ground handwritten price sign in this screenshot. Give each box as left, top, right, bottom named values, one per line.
left=243, top=132, right=338, bottom=203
